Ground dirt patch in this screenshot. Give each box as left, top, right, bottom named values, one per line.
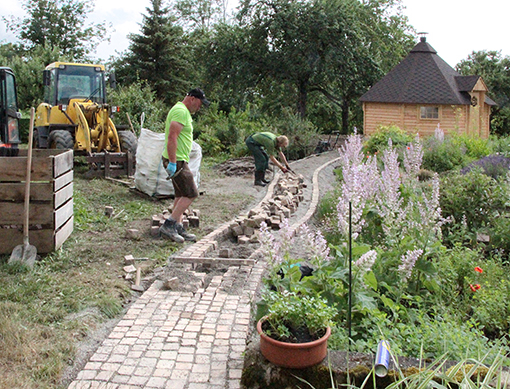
left=214, top=156, right=255, bottom=176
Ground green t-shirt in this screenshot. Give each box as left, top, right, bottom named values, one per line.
left=252, top=132, right=278, bottom=156
left=163, top=101, right=193, bottom=162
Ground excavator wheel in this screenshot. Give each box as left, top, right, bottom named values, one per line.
left=48, top=130, right=74, bottom=149
left=118, top=131, right=138, bottom=157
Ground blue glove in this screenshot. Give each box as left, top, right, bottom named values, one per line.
left=166, top=162, right=177, bottom=178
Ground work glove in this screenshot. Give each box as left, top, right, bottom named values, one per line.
left=166, top=162, right=177, bottom=178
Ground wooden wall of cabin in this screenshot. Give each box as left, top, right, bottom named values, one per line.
left=362, top=102, right=490, bottom=139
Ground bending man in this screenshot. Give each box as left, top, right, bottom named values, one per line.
left=245, top=132, right=290, bottom=186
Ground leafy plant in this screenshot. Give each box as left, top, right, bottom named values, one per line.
left=261, top=291, right=335, bottom=342
left=439, top=170, right=508, bottom=248
left=461, top=154, right=510, bottom=180
left=363, top=125, right=414, bottom=155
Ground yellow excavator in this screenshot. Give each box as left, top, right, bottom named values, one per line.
left=34, top=62, right=137, bottom=177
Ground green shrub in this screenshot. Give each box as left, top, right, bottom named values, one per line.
left=363, top=125, right=414, bottom=155
left=195, top=126, right=224, bottom=156
left=422, top=136, right=468, bottom=173
left=456, top=134, right=492, bottom=159
left=461, top=155, right=510, bottom=180
left=107, top=81, right=166, bottom=135
left=272, top=108, right=320, bottom=160
left=194, top=103, right=269, bottom=157
left=440, top=170, right=508, bottom=247
left=422, top=134, right=492, bottom=173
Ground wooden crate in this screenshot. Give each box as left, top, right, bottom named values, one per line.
left=0, top=149, right=74, bottom=254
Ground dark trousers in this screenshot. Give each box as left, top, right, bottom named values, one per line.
left=245, top=136, right=269, bottom=172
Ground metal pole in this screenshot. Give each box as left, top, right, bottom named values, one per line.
left=348, top=201, right=352, bottom=348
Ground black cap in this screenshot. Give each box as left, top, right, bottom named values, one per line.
left=188, top=88, right=210, bottom=107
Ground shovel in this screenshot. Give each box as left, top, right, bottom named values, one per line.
left=9, top=107, right=37, bottom=267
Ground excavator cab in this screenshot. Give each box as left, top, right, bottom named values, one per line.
left=0, top=67, right=21, bottom=156
left=35, top=62, right=137, bottom=177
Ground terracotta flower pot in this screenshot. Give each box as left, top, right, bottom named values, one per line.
left=257, top=318, right=331, bottom=369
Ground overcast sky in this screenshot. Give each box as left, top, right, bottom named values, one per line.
left=0, top=0, right=508, bottom=67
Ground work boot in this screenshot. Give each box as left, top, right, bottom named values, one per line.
left=254, top=171, right=267, bottom=187
left=261, top=170, right=271, bottom=184
left=176, top=223, right=197, bottom=242
left=159, top=219, right=185, bottom=243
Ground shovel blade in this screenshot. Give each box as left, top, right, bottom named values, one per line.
left=9, top=244, right=37, bottom=268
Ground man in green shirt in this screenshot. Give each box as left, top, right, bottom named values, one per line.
left=245, top=132, right=290, bottom=186
left=160, top=88, right=209, bottom=243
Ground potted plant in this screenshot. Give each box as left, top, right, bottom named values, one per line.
left=257, top=290, right=335, bottom=369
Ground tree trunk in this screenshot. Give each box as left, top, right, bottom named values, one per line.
left=341, top=97, right=350, bottom=134
left=297, top=81, right=308, bottom=119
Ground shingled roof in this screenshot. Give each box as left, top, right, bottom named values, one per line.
left=359, top=37, right=497, bottom=106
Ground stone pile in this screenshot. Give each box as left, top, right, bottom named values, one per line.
left=150, top=207, right=201, bottom=236
left=228, top=172, right=306, bottom=244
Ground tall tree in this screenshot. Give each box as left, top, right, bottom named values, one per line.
left=174, top=0, right=225, bottom=31
left=457, top=50, right=510, bottom=136
left=207, top=0, right=414, bottom=133
left=2, top=0, right=110, bottom=60
left=114, top=0, right=189, bottom=104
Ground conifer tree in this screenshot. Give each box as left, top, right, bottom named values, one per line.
left=116, top=0, right=189, bottom=104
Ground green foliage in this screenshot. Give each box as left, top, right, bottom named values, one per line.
left=273, top=109, right=320, bottom=160
left=208, top=0, right=413, bottom=133
left=363, top=125, right=414, bottom=155
left=488, top=134, right=510, bottom=156
left=112, top=0, right=189, bottom=104
left=439, top=170, right=508, bottom=247
left=422, top=135, right=477, bottom=173
left=107, top=81, right=166, bottom=135
left=2, top=0, right=110, bottom=59
left=261, top=291, right=335, bottom=341
left=194, top=103, right=269, bottom=157
left=457, top=50, right=510, bottom=136
left=0, top=44, right=62, bottom=110
left=461, top=155, right=510, bottom=180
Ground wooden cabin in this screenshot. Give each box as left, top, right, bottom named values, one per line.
left=359, top=37, right=496, bottom=139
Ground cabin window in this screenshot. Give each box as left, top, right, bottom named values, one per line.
left=420, top=106, right=439, bottom=119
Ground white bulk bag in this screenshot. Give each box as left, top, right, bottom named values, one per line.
left=134, top=128, right=201, bottom=197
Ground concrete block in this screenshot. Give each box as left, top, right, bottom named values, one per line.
left=105, top=206, right=114, bottom=218
left=123, top=265, right=137, bottom=273
left=219, top=248, right=233, bottom=258
left=162, top=277, right=180, bottom=290
left=151, top=215, right=161, bottom=226
left=151, top=226, right=160, bottom=237
left=238, top=235, right=250, bottom=244
left=188, top=216, right=200, bottom=228
left=125, top=229, right=141, bottom=240
left=124, top=255, right=135, bottom=265
left=231, top=225, right=244, bottom=237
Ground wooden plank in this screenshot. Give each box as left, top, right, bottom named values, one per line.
left=55, top=198, right=73, bottom=230
left=53, top=149, right=74, bottom=178
left=0, top=182, right=53, bottom=202
left=0, top=149, right=73, bottom=182
left=55, top=216, right=74, bottom=250
left=0, top=202, right=54, bottom=225
left=54, top=182, right=73, bottom=209
left=0, top=156, right=53, bottom=182
left=54, top=170, right=73, bottom=192
left=0, top=228, right=54, bottom=254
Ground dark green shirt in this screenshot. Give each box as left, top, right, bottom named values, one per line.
left=252, top=132, right=278, bottom=156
